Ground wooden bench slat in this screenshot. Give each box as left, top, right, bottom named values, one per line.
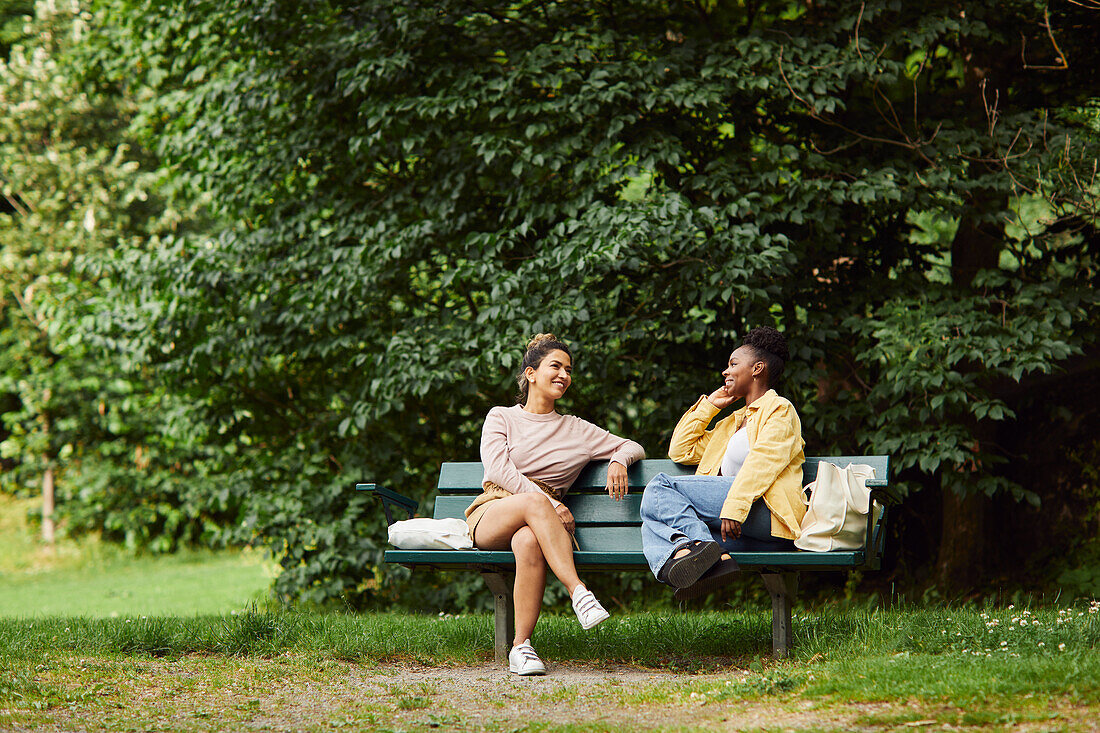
left=437, top=456, right=891, bottom=494
left=437, top=458, right=697, bottom=493
left=385, top=548, right=867, bottom=569
left=432, top=495, right=647, bottom=525
left=803, top=455, right=889, bottom=483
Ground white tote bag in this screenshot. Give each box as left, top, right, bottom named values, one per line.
left=387, top=518, right=474, bottom=550
left=795, top=462, right=881, bottom=552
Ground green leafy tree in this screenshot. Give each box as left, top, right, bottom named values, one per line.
left=0, top=0, right=238, bottom=549
left=97, top=0, right=1098, bottom=602
left=0, top=0, right=32, bottom=60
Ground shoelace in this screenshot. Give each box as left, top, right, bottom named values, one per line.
left=514, top=645, right=540, bottom=663
left=574, top=592, right=600, bottom=616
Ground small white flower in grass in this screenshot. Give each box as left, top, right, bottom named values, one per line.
left=1008, top=604, right=1015, bottom=610
left=1058, top=643, right=1066, bottom=651
left=1038, top=642, right=1045, bottom=647
left=1032, top=620, right=1040, bottom=626
left=1000, top=641, right=1007, bottom=646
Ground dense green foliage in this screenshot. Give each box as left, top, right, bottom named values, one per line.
left=0, top=3, right=240, bottom=549
left=2, top=1, right=1097, bottom=606
left=0, top=0, right=32, bottom=60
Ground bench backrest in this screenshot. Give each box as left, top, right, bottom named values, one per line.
left=431, top=457, right=889, bottom=551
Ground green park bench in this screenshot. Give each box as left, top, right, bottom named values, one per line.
left=358, top=456, right=896, bottom=662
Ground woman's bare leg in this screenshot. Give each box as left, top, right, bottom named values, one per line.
left=474, top=493, right=582, bottom=594
left=509, top=526, right=546, bottom=645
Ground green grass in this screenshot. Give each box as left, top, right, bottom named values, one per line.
left=0, top=495, right=276, bottom=617
left=1, top=605, right=1097, bottom=731
left=0, top=549, right=276, bottom=617
left=1, top=604, right=1097, bottom=672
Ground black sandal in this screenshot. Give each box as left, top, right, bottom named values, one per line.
left=674, top=557, right=741, bottom=601
left=660, top=540, right=722, bottom=588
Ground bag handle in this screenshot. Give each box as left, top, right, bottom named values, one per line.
left=841, top=464, right=876, bottom=514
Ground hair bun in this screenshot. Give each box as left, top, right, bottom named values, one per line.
left=526, top=333, right=560, bottom=351
left=742, top=326, right=789, bottom=363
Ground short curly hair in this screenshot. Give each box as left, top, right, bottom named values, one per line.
left=741, top=326, right=789, bottom=387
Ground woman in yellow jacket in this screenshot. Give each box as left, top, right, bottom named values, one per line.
left=639, top=327, right=806, bottom=598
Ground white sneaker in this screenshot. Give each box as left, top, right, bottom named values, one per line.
left=571, top=585, right=610, bottom=630
left=508, top=639, right=547, bottom=676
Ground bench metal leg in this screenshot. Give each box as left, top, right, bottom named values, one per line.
left=760, top=572, right=798, bottom=658
left=480, top=572, right=515, bottom=665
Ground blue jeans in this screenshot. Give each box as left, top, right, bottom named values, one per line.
left=639, top=472, right=795, bottom=580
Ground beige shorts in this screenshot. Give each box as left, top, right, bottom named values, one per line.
left=465, top=479, right=563, bottom=543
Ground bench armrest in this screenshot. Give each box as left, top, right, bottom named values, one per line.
left=356, top=483, right=418, bottom=524
left=867, top=479, right=902, bottom=507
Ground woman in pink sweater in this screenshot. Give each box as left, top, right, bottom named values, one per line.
left=465, top=334, right=645, bottom=675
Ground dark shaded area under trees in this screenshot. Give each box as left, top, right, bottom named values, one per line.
left=1, top=0, right=1098, bottom=609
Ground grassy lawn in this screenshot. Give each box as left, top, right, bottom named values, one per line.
left=1, top=605, right=1097, bottom=731
left=0, top=495, right=275, bottom=617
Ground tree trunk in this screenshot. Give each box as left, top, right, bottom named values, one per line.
left=42, top=464, right=55, bottom=544
left=936, top=212, right=1002, bottom=592
left=935, top=488, right=986, bottom=592
left=41, top=392, right=54, bottom=545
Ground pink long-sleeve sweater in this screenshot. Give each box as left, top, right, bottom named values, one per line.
left=479, top=405, right=645, bottom=497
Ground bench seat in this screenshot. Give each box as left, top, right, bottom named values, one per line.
left=385, top=549, right=870, bottom=571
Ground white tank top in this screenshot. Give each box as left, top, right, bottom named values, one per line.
left=719, top=427, right=750, bottom=478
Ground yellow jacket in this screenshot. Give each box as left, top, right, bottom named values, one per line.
left=668, top=389, right=806, bottom=540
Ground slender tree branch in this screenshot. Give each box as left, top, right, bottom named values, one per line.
left=777, top=48, right=940, bottom=168
left=1021, top=9, right=1069, bottom=70
left=3, top=192, right=29, bottom=216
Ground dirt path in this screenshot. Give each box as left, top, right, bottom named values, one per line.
left=355, top=663, right=885, bottom=731
left=13, top=657, right=1100, bottom=732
